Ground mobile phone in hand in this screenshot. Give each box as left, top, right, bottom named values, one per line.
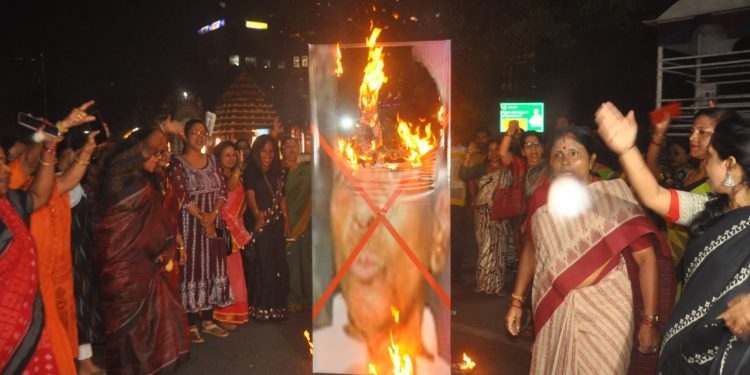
left=84, top=111, right=109, bottom=144
left=17, top=112, right=59, bottom=138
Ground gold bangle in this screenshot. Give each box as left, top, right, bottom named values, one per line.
left=56, top=121, right=68, bottom=135
left=76, top=157, right=91, bottom=166
left=511, top=293, right=525, bottom=303
left=39, top=158, right=56, bottom=167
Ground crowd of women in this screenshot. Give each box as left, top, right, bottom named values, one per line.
left=0, top=102, right=312, bottom=374
left=456, top=103, right=750, bottom=374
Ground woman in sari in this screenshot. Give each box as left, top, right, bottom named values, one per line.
left=8, top=103, right=99, bottom=373
left=505, top=126, right=664, bottom=374
left=168, top=120, right=232, bottom=342
left=499, top=125, right=550, bottom=334
left=596, top=103, right=750, bottom=374
left=95, top=125, right=190, bottom=375
left=212, top=141, right=251, bottom=327
left=242, top=135, right=290, bottom=320
left=281, top=136, right=312, bottom=312
left=460, top=137, right=513, bottom=295
left=0, top=136, right=61, bottom=374
left=646, top=109, right=729, bottom=269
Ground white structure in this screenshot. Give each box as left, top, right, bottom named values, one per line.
left=647, top=0, right=750, bottom=135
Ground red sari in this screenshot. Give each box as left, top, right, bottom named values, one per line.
left=0, top=192, right=59, bottom=374
left=214, top=183, right=250, bottom=324
left=95, top=184, right=190, bottom=374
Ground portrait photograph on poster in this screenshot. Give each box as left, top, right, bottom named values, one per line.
left=308, top=29, right=452, bottom=375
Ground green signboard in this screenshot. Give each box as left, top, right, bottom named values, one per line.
left=499, top=102, right=544, bottom=132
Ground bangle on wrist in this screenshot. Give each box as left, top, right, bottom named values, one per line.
left=56, top=121, right=68, bottom=135
left=39, top=158, right=56, bottom=167
left=509, top=299, right=523, bottom=309
left=76, top=157, right=91, bottom=166
left=511, top=292, right=525, bottom=303
left=650, top=139, right=665, bottom=147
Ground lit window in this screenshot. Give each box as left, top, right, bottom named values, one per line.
left=293, top=56, right=300, bottom=68
left=263, top=59, right=271, bottom=69
left=301, top=56, right=308, bottom=67
left=229, top=55, right=240, bottom=66
left=245, top=56, right=257, bottom=67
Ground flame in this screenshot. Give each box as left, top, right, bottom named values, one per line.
left=390, top=306, right=400, bottom=324
left=214, top=138, right=221, bottom=146
left=368, top=307, right=413, bottom=375
left=303, top=330, right=313, bottom=355
left=335, top=43, right=344, bottom=77
left=200, top=145, right=207, bottom=154
left=397, top=115, right=438, bottom=167
left=459, top=353, right=476, bottom=370
left=387, top=331, right=414, bottom=375
left=358, top=27, right=387, bottom=128
left=337, top=138, right=359, bottom=166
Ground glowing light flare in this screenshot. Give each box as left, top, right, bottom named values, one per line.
left=459, top=353, right=476, bottom=370
left=303, top=330, right=313, bottom=355
left=335, top=43, right=344, bottom=77
left=358, top=27, right=388, bottom=128
left=547, top=175, right=591, bottom=219
left=368, top=364, right=378, bottom=375
left=214, top=138, right=222, bottom=146
left=200, top=145, right=207, bottom=155
left=437, top=106, right=446, bottom=128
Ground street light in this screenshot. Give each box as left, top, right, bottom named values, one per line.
left=339, top=116, right=354, bottom=130
left=245, top=20, right=268, bottom=30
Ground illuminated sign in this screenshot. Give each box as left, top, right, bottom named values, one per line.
left=499, top=102, right=544, bottom=132
left=198, top=19, right=225, bottom=34
left=245, top=20, right=268, bottom=30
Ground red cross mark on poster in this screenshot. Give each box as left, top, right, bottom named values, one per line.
left=312, top=125, right=451, bottom=320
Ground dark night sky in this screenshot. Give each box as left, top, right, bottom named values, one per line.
left=1, top=0, right=676, bottom=139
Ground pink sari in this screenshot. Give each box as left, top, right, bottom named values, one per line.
left=528, top=179, right=668, bottom=374
left=214, top=183, right=250, bottom=324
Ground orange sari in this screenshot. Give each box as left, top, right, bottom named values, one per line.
left=9, top=160, right=77, bottom=373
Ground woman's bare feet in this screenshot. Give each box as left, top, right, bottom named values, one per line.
left=78, top=357, right=105, bottom=375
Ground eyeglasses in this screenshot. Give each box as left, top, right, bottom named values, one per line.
left=524, top=142, right=542, bottom=148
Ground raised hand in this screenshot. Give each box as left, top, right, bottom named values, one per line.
left=595, top=102, right=638, bottom=156
left=652, top=112, right=671, bottom=137
left=59, top=100, right=96, bottom=130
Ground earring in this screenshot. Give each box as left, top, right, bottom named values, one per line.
left=724, top=171, right=737, bottom=187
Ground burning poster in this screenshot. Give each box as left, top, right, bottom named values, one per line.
left=310, top=27, right=451, bottom=375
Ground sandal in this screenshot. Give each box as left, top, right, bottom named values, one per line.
left=202, top=321, right=229, bottom=337
left=217, top=321, right=237, bottom=331
left=190, top=325, right=205, bottom=343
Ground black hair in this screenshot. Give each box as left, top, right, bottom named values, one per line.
left=213, top=141, right=237, bottom=168
left=545, top=126, right=595, bottom=158
left=690, top=111, right=750, bottom=235
left=693, top=108, right=731, bottom=124
left=184, top=119, right=206, bottom=135
left=522, top=130, right=544, bottom=145
left=96, top=126, right=161, bottom=197
left=249, top=134, right=282, bottom=178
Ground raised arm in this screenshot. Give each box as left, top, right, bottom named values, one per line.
left=499, top=122, right=520, bottom=167
left=645, top=114, right=671, bottom=179
left=27, top=138, right=58, bottom=210
left=595, top=102, right=672, bottom=216
left=58, top=131, right=97, bottom=193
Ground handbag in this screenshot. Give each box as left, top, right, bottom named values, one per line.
left=490, top=164, right=527, bottom=220
left=215, top=220, right=233, bottom=256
